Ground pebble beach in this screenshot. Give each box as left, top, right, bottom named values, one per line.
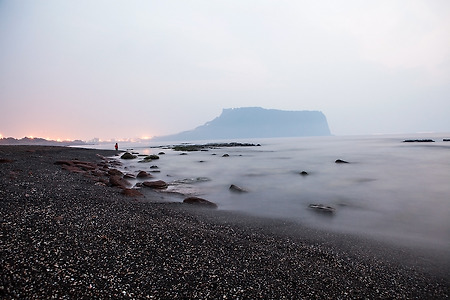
left=0, top=145, right=448, bottom=299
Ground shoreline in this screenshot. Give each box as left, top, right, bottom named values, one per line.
left=1, top=145, right=448, bottom=298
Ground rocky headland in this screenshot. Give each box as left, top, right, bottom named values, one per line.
left=152, top=107, right=331, bottom=141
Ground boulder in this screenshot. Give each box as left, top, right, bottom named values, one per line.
left=61, top=164, right=84, bottom=174
left=308, top=204, right=335, bottom=213
left=109, top=175, right=131, bottom=189
left=222, top=154, right=229, bottom=157
left=146, top=155, right=160, bottom=160
left=121, top=188, right=144, bottom=197
left=108, top=169, right=124, bottom=176
left=54, top=160, right=74, bottom=166
left=137, top=170, right=152, bottom=178
left=300, top=171, right=309, bottom=176
left=142, top=180, right=168, bottom=189
left=403, top=139, right=435, bottom=143
left=183, top=197, right=218, bottom=208
left=229, top=184, right=248, bottom=193
left=335, top=159, right=349, bottom=164
left=121, top=152, right=137, bottom=159
left=124, top=173, right=136, bottom=179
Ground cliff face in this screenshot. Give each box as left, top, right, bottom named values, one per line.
left=153, top=107, right=331, bottom=141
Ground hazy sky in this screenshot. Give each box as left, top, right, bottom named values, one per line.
left=1, top=0, right=449, bottom=141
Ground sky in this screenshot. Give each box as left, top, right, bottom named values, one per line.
left=1, top=0, right=449, bottom=141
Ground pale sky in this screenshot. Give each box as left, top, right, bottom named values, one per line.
left=1, top=0, right=449, bottom=141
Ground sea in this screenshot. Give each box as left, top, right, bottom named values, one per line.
left=87, top=134, right=450, bottom=253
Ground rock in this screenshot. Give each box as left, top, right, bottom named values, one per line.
left=308, top=204, right=335, bottom=213
left=61, top=164, right=85, bottom=174
left=73, top=161, right=97, bottom=171
left=121, top=152, right=137, bottom=159
left=137, top=170, right=152, bottom=178
left=121, top=188, right=144, bottom=197
left=335, top=159, right=349, bottom=164
left=183, top=197, right=218, bottom=208
left=123, top=173, right=135, bottom=179
left=150, top=165, right=159, bottom=169
left=403, top=139, right=435, bottom=143
left=229, top=184, right=248, bottom=193
left=444, top=139, right=450, bottom=142
left=222, top=154, right=229, bottom=157
left=54, top=160, right=74, bottom=166
left=300, top=171, right=308, bottom=176
left=158, top=152, right=165, bottom=155
left=142, top=180, right=168, bottom=189
left=109, top=175, right=131, bottom=189
left=108, top=169, right=124, bottom=176
left=146, top=155, right=160, bottom=160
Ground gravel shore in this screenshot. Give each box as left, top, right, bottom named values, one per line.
left=1, top=145, right=448, bottom=299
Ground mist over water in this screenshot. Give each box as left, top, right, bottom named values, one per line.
left=108, top=135, right=450, bottom=252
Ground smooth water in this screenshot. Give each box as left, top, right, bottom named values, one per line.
left=97, top=135, right=450, bottom=251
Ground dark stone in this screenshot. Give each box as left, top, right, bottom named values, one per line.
left=222, top=154, right=229, bottom=157
left=142, top=180, right=168, bottom=189
left=109, top=175, right=130, bottom=189
left=137, top=170, right=152, bottom=178
left=121, top=152, right=137, bottom=159
left=121, top=188, right=144, bottom=197
left=158, top=152, right=165, bottom=155
left=403, top=139, right=435, bottom=143
left=183, top=197, right=218, bottom=208
left=229, top=184, right=248, bottom=193
left=444, top=139, right=450, bottom=142
left=308, top=204, right=335, bottom=213
left=108, top=169, right=123, bottom=176
left=335, top=159, right=349, bottom=164
left=300, top=171, right=308, bottom=175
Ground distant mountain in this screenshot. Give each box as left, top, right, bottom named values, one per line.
left=0, top=137, right=87, bottom=146
left=152, top=107, right=331, bottom=141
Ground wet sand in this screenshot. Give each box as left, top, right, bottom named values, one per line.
left=0, top=145, right=448, bottom=299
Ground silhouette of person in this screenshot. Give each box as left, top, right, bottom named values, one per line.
left=115, top=143, right=118, bottom=151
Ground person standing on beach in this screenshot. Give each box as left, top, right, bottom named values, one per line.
left=115, top=143, right=118, bottom=151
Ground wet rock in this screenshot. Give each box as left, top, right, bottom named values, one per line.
left=109, top=175, right=131, bottom=189
left=222, top=154, right=229, bottom=157
left=335, top=159, right=349, bottom=164
left=150, top=165, right=159, bottom=169
left=124, top=173, right=136, bottom=179
left=300, top=171, right=309, bottom=176
left=61, top=164, right=85, bottom=173
left=308, top=204, right=336, bottom=213
left=121, top=188, right=144, bottom=197
left=403, top=139, right=435, bottom=143
left=137, top=170, right=152, bottom=178
left=183, top=197, right=218, bottom=208
left=158, top=152, right=165, bottom=155
left=108, top=169, right=124, bottom=176
left=142, top=180, right=168, bottom=189
left=54, top=160, right=74, bottom=166
left=229, top=184, right=248, bottom=193
left=146, top=155, right=160, bottom=160
left=121, top=152, right=137, bottom=159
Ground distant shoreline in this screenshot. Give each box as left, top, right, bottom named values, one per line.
left=0, top=145, right=448, bottom=298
